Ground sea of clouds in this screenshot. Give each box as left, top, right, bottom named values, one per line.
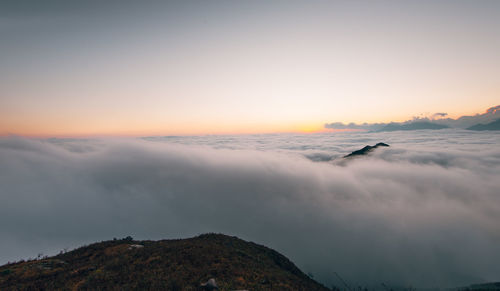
left=1, top=130, right=500, bottom=289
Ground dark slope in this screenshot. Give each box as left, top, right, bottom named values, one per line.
left=452, top=281, right=500, bottom=291
left=0, top=234, right=329, bottom=291
left=344, top=142, right=389, bottom=158
left=467, top=118, right=500, bottom=131
left=377, top=121, right=448, bottom=132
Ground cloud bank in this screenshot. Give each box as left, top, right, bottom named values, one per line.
left=1, top=134, right=500, bottom=289
left=325, top=105, right=500, bottom=131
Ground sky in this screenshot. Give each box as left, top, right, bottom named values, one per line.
left=1, top=0, right=499, bottom=136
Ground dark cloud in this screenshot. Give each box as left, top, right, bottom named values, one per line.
left=1, top=134, right=500, bottom=289
left=432, top=112, right=448, bottom=118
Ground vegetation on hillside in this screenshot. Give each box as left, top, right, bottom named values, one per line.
left=0, top=233, right=329, bottom=290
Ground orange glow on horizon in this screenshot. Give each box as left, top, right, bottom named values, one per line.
left=0, top=122, right=336, bottom=138
left=295, top=124, right=329, bottom=134
left=1, top=105, right=496, bottom=138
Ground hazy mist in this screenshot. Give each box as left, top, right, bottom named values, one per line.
left=1, top=132, right=499, bottom=288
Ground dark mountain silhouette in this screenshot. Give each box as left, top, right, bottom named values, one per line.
left=447, top=105, right=500, bottom=128
left=467, top=118, right=500, bottom=131
left=377, top=121, right=448, bottom=132
left=0, top=234, right=329, bottom=290
left=325, top=105, right=500, bottom=131
left=452, top=281, right=500, bottom=291
left=344, top=142, right=389, bottom=158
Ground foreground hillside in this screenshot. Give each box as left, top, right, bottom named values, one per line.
left=0, top=234, right=329, bottom=290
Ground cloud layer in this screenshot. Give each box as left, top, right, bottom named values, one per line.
left=325, top=105, right=500, bottom=131
left=1, top=133, right=500, bottom=289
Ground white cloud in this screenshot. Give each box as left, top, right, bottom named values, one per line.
left=0, top=133, right=499, bottom=288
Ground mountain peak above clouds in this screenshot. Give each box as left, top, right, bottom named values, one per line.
left=344, top=142, right=389, bottom=158
left=325, top=105, right=500, bottom=131
left=467, top=118, right=500, bottom=131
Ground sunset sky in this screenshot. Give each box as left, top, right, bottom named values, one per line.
left=1, top=0, right=499, bottom=136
